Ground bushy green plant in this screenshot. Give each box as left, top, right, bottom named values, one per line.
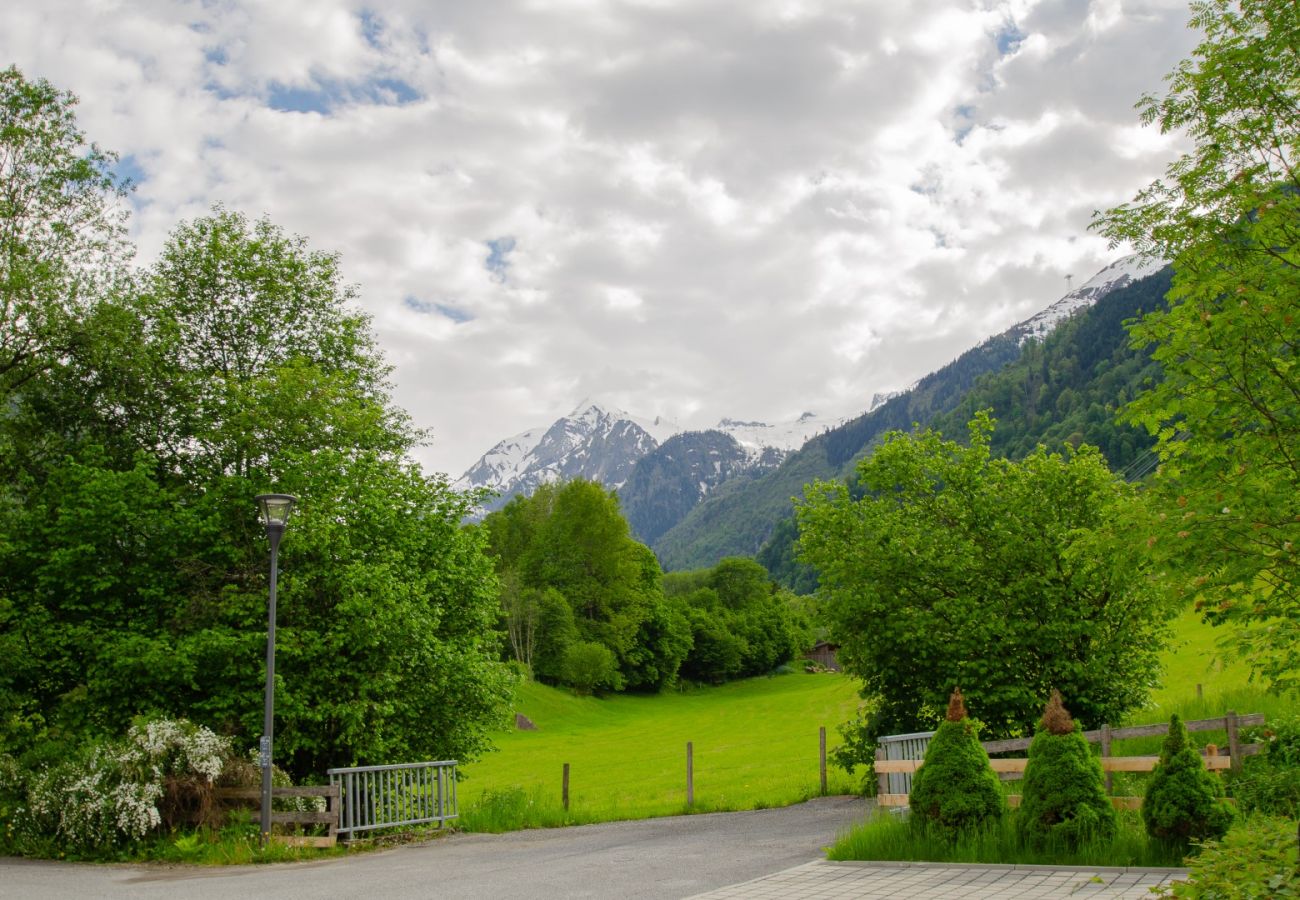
left=1229, top=713, right=1300, bottom=817
left=562, top=642, right=622, bottom=695
left=1154, top=815, right=1300, bottom=899
left=1143, top=714, right=1234, bottom=848
left=17, top=718, right=233, bottom=854
left=908, top=689, right=1004, bottom=838
left=1016, top=691, right=1116, bottom=849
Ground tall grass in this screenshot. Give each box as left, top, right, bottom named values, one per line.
left=828, top=810, right=1183, bottom=867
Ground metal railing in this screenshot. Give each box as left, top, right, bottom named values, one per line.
left=327, top=760, right=458, bottom=837
left=877, top=730, right=934, bottom=797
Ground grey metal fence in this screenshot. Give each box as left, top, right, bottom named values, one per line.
left=877, top=729, right=934, bottom=797
left=327, top=760, right=458, bottom=837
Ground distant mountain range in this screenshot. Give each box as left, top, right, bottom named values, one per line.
left=454, top=400, right=851, bottom=517
left=457, top=254, right=1164, bottom=548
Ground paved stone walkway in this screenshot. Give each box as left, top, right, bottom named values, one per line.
left=690, top=860, right=1188, bottom=899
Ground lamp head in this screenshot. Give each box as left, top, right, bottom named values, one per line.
left=255, top=494, right=297, bottom=536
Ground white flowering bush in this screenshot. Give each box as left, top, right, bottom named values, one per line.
left=19, top=718, right=234, bottom=852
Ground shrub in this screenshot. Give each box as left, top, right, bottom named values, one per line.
left=15, top=717, right=233, bottom=854
left=908, top=689, right=1004, bottom=838
left=1016, top=691, right=1116, bottom=849
left=1229, top=713, right=1300, bottom=818
left=1154, top=815, right=1299, bottom=899
left=1142, top=714, right=1234, bottom=849
left=562, top=642, right=622, bottom=695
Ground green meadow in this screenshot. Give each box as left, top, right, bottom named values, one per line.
left=458, top=672, right=862, bottom=830
left=459, top=609, right=1297, bottom=832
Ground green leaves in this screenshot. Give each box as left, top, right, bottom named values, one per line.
left=797, top=415, right=1169, bottom=742
left=1096, top=0, right=1300, bottom=691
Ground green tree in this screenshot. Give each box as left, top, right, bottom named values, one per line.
left=1016, top=691, right=1117, bottom=850
left=1142, top=714, right=1234, bottom=849
left=0, top=66, right=130, bottom=401
left=1095, top=0, right=1300, bottom=689
left=908, top=689, right=1004, bottom=838
left=797, top=413, right=1168, bottom=746
left=0, top=202, right=512, bottom=777
left=562, top=641, right=621, bottom=696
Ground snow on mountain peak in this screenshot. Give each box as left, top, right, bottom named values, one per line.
left=1013, top=253, right=1164, bottom=343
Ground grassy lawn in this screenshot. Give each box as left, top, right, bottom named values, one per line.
left=458, top=672, right=862, bottom=829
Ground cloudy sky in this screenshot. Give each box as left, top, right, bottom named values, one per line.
left=5, top=0, right=1200, bottom=477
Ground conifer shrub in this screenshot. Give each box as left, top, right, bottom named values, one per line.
left=1142, top=714, right=1234, bottom=849
left=907, top=689, right=1004, bottom=837
left=1016, top=691, right=1116, bottom=849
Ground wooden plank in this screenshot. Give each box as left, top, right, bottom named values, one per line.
left=271, top=811, right=338, bottom=825
left=1005, top=795, right=1143, bottom=810
left=978, top=714, right=1265, bottom=752
left=215, top=786, right=335, bottom=799
left=878, top=755, right=1236, bottom=775
left=877, top=793, right=909, bottom=807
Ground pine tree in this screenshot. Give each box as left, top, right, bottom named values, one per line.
left=1016, top=691, right=1117, bottom=849
left=1142, top=714, right=1234, bottom=849
left=907, top=688, right=1004, bottom=837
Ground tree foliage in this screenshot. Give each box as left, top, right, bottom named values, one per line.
left=0, top=66, right=131, bottom=401
left=1016, top=692, right=1117, bottom=850
left=797, top=413, right=1169, bottom=746
left=907, top=690, right=1004, bottom=837
left=0, top=95, right=513, bottom=780
left=1142, top=714, right=1234, bottom=848
left=1095, top=0, right=1300, bottom=689
left=484, top=480, right=691, bottom=692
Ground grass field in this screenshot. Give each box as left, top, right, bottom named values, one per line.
left=458, top=672, right=862, bottom=830
left=459, top=609, right=1297, bottom=832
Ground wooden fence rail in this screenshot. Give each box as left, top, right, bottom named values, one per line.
left=213, top=785, right=340, bottom=848
left=874, top=711, right=1264, bottom=810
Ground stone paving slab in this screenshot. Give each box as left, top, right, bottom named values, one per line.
left=688, top=860, right=1188, bottom=899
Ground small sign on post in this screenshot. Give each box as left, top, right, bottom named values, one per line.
left=259, top=735, right=272, bottom=770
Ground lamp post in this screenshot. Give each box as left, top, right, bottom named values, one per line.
left=255, top=493, right=296, bottom=847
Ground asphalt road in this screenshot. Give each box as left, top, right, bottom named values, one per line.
left=0, top=795, right=871, bottom=900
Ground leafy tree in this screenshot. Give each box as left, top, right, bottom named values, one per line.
left=797, top=413, right=1168, bottom=747
left=1, top=199, right=512, bottom=777
left=1142, top=714, right=1234, bottom=849
left=0, top=66, right=131, bottom=401
left=562, top=641, right=621, bottom=696
left=1095, top=0, right=1300, bottom=689
left=908, top=689, right=1004, bottom=838
left=1016, top=691, right=1117, bottom=850
left=484, top=479, right=690, bottom=691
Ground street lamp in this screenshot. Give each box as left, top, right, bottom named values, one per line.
left=255, top=493, right=296, bottom=847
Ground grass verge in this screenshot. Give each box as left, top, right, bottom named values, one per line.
left=828, top=810, right=1183, bottom=867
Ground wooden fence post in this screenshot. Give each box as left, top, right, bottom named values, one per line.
left=875, top=747, right=887, bottom=799
left=1196, top=683, right=1203, bottom=700
left=1226, top=710, right=1241, bottom=772
left=1101, top=723, right=1113, bottom=795
left=819, top=726, right=828, bottom=796
left=562, top=763, right=570, bottom=811
left=686, top=742, right=694, bottom=808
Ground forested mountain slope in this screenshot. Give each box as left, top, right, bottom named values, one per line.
left=756, top=265, right=1173, bottom=589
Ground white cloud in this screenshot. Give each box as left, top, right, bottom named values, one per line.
left=3, top=0, right=1202, bottom=475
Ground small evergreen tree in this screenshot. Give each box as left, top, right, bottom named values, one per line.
left=908, top=689, right=1004, bottom=837
left=1016, top=691, right=1117, bottom=849
left=1142, top=714, right=1234, bottom=849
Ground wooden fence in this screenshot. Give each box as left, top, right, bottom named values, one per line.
left=214, top=785, right=341, bottom=848
left=874, top=711, right=1264, bottom=810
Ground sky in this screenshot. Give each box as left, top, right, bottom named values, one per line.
left=4, top=0, right=1201, bottom=477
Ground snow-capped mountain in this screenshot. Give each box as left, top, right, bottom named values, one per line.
left=456, top=400, right=855, bottom=515
left=456, top=400, right=666, bottom=513
left=713, top=411, right=847, bottom=457
left=1010, top=254, right=1163, bottom=343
